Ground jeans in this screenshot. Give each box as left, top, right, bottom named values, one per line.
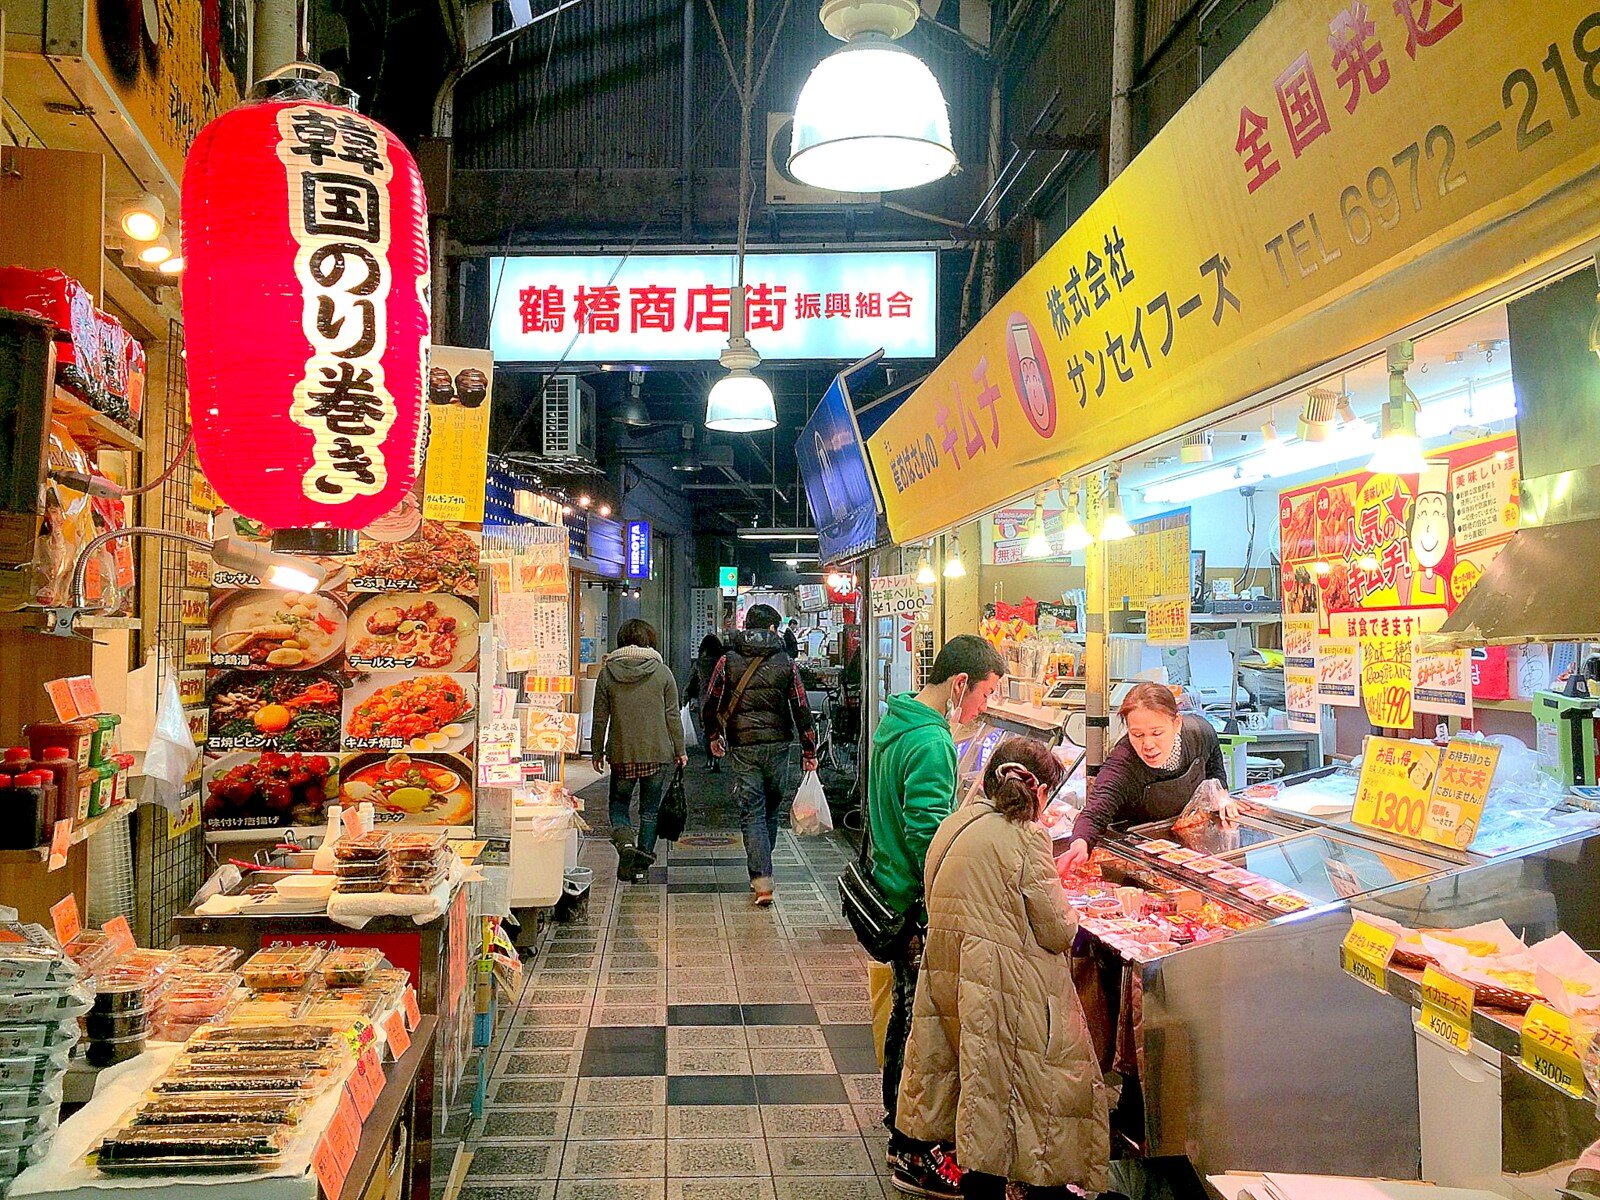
left=884, top=931, right=926, bottom=1153
left=609, top=769, right=666, bottom=856
left=728, top=743, right=790, bottom=879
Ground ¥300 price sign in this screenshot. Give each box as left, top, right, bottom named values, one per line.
left=1521, top=1003, right=1591, bottom=1099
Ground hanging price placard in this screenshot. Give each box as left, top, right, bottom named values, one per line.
left=1521, top=1003, right=1589, bottom=1098
left=1416, top=966, right=1473, bottom=1053
left=1340, top=918, right=1397, bottom=993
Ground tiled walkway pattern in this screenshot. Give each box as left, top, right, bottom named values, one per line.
left=456, top=829, right=899, bottom=1200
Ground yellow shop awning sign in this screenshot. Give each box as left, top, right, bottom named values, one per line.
left=869, top=1, right=1600, bottom=545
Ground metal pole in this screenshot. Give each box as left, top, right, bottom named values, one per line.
left=681, top=0, right=696, bottom=239
left=1108, top=0, right=1136, bottom=179
left=1084, top=474, right=1110, bottom=789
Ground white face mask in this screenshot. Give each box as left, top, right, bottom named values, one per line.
left=946, top=678, right=968, bottom=726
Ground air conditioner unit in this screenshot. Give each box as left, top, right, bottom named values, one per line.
left=540, top=374, right=597, bottom=460
left=765, top=114, right=879, bottom=207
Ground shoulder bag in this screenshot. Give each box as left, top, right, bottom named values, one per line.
left=839, top=806, right=982, bottom=962
left=655, top=764, right=688, bottom=843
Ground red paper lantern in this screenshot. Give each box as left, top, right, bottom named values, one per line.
left=181, top=77, right=429, bottom=549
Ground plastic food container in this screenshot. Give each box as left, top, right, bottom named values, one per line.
left=95, top=1123, right=287, bottom=1172
left=131, top=1095, right=308, bottom=1127
left=187, top=1025, right=338, bottom=1054
left=91, top=982, right=148, bottom=1015
left=389, top=869, right=445, bottom=895
left=169, top=946, right=242, bottom=974
left=159, top=973, right=241, bottom=1023
left=319, top=948, right=383, bottom=988
left=386, top=831, right=446, bottom=862
left=333, top=831, right=391, bottom=862
left=334, top=879, right=387, bottom=895
left=86, top=1008, right=149, bottom=1041
left=239, top=947, right=324, bottom=991
left=223, top=998, right=310, bottom=1026
left=63, top=930, right=118, bottom=976
left=86, top=1033, right=146, bottom=1068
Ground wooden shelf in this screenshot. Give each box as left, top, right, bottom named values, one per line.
left=1473, top=698, right=1535, bottom=714
left=0, top=612, right=139, bottom=633
left=50, top=389, right=143, bottom=453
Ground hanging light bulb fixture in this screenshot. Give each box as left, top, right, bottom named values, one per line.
left=616, top=369, right=651, bottom=427
left=1368, top=340, right=1430, bottom=476
left=789, top=0, right=956, bottom=193
left=671, top=425, right=703, bottom=472
left=1099, top=467, right=1135, bottom=541
left=1023, top=492, right=1052, bottom=559
left=914, top=548, right=937, bottom=586
left=119, top=191, right=166, bottom=241
left=1059, top=478, right=1093, bottom=553
left=1260, top=421, right=1282, bottom=452
left=705, top=0, right=776, bottom=433
left=942, top=532, right=967, bottom=578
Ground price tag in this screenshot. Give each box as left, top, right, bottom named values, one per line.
left=101, top=916, right=135, bottom=957
left=46, top=820, right=72, bottom=872
left=342, top=807, right=364, bottom=837
left=1521, top=1002, right=1589, bottom=1098
left=1416, top=966, right=1474, bottom=1053
left=382, top=1010, right=412, bottom=1060
left=330, top=1087, right=362, bottom=1156
left=1340, top=918, right=1398, bottom=992
left=1351, top=737, right=1441, bottom=842
left=48, top=896, right=80, bottom=946
left=349, top=1046, right=385, bottom=1119
left=1422, top=740, right=1501, bottom=852
left=312, top=1132, right=349, bottom=1198
left=401, top=986, right=421, bottom=1030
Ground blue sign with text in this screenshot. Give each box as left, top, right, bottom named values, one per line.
left=796, top=365, right=882, bottom=564
left=626, top=520, right=651, bottom=580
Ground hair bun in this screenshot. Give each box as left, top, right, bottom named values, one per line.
left=994, top=762, right=1038, bottom=789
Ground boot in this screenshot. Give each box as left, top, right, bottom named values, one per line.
left=611, top=827, right=637, bottom=881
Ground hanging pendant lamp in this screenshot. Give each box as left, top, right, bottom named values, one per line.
left=789, top=0, right=956, bottom=193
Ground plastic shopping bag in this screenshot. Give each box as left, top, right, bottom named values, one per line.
left=681, top=704, right=698, bottom=748
left=791, top=770, right=833, bottom=836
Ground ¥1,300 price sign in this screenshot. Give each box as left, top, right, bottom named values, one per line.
left=1352, top=737, right=1441, bottom=841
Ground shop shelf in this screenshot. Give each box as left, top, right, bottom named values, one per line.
left=0, top=612, right=140, bottom=633
left=50, top=389, right=143, bottom=454
left=1474, top=698, right=1535, bottom=714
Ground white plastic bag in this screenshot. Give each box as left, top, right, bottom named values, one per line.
left=143, top=668, right=198, bottom=809
left=681, top=704, right=698, bottom=749
left=791, top=771, right=833, bottom=836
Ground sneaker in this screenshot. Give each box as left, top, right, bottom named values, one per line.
left=889, top=1146, right=963, bottom=1199
left=611, top=830, right=637, bottom=881
left=751, top=876, right=775, bottom=906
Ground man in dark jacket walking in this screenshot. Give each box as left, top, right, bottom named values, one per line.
left=702, top=604, right=817, bottom=906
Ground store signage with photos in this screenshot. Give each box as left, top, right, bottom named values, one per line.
left=865, top=0, right=1600, bottom=544
left=488, top=252, right=937, bottom=362
left=982, top=500, right=1070, bottom=565
left=626, top=521, right=652, bottom=580
left=797, top=372, right=882, bottom=563
left=423, top=346, right=495, bottom=523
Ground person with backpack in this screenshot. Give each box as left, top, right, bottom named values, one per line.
left=867, top=634, right=1006, bottom=1199
left=701, top=604, right=817, bottom=906
left=683, top=633, right=726, bottom=773
left=592, top=619, right=688, bottom=882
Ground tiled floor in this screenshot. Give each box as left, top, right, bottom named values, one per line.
left=455, top=827, right=897, bottom=1200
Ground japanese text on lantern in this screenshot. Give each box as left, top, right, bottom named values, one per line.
left=517, top=283, right=916, bottom=336
left=1233, top=0, right=1463, bottom=195
left=276, top=105, right=397, bottom=505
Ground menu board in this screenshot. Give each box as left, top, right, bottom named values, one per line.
left=1106, top=509, right=1190, bottom=611
left=198, top=480, right=483, bottom=833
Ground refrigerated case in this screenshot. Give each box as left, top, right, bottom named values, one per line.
left=1058, top=766, right=1600, bottom=1180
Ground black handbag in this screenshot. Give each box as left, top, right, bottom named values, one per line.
left=656, top=765, right=688, bottom=843
left=839, top=807, right=978, bottom=963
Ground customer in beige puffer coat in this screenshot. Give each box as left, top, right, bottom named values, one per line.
left=896, top=736, right=1109, bottom=1199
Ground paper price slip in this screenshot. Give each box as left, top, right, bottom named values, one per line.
left=1521, top=1003, right=1591, bottom=1099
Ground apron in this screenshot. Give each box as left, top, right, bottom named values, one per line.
left=1138, top=756, right=1208, bottom=824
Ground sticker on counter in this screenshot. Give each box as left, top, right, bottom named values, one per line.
left=1263, top=891, right=1311, bottom=914
left=1183, top=856, right=1229, bottom=875
left=1208, top=868, right=1259, bottom=888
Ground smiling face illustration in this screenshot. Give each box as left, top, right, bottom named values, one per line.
left=1413, top=491, right=1449, bottom=570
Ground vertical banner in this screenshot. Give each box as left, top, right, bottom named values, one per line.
left=1316, top=637, right=1361, bottom=708
left=1283, top=612, right=1319, bottom=732
left=423, top=346, right=495, bottom=523
left=1145, top=597, right=1190, bottom=647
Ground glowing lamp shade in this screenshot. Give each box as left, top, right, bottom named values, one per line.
left=181, top=92, right=430, bottom=538
left=705, top=369, right=776, bottom=432
left=1367, top=431, right=1428, bottom=475
left=789, top=42, right=955, bottom=193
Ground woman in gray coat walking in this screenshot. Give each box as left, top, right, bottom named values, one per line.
left=592, top=619, right=687, bottom=881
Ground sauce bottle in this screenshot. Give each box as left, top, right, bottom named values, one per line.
left=34, top=748, right=78, bottom=829
left=9, top=773, right=47, bottom=850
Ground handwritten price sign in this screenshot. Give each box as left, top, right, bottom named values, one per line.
left=1521, top=1003, right=1590, bottom=1099
left=1417, top=966, right=1474, bottom=1053
left=1352, top=737, right=1440, bottom=840
left=1340, top=918, right=1398, bottom=992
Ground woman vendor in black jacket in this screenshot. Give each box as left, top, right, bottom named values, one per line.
left=1059, top=681, right=1236, bottom=870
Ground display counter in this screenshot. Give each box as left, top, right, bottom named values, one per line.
left=1061, top=766, right=1600, bottom=1180
left=172, top=886, right=472, bottom=1120
left=13, top=1017, right=437, bottom=1200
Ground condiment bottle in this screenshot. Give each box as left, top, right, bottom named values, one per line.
left=9, top=773, right=47, bottom=850
left=34, top=748, right=78, bottom=829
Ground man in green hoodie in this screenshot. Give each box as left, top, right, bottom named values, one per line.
left=869, top=634, right=1006, bottom=1198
